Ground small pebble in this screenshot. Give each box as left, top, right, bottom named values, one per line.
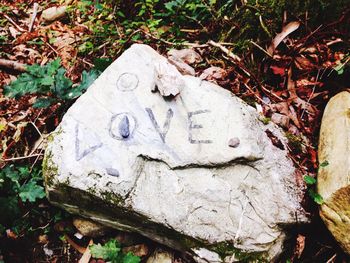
left=228, top=137, right=240, bottom=148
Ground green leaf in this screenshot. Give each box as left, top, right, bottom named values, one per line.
left=303, top=175, right=316, bottom=185
left=33, top=97, right=56, bottom=108
left=4, top=59, right=63, bottom=98
left=123, top=252, right=141, bottom=263
left=3, top=165, right=21, bottom=185
left=46, top=58, right=61, bottom=75
left=93, top=58, right=112, bottom=72
left=4, top=73, right=40, bottom=98
left=308, top=189, right=324, bottom=205
left=319, top=160, right=329, bottom=167
left=334, top=63, right=344, bottom=75
left=19, top=179, right=46, bottom=202
left=54, top=67, right=73, bottom=99
left=90, top=239, right=121, bottom=261
left=78, top=69, right=100, bottom=91
left=313, top=194, right=324, bottom=205
left=17, top=166, right=30, bottom=179
left=39, top=75, right=55, bottom=86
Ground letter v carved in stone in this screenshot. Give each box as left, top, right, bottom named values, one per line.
left=145, top=108, right=174, bottom=143
left=75, top=123, right=103, bottom=161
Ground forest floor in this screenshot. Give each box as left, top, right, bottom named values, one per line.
left=0, top=1, right=350, bottom=262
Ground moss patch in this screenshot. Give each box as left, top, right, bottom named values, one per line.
left=100, top=190, right=125, bottom=206
left=208, top=241, right=268, bottom=262
left=42, top=148, right=59, bottom=188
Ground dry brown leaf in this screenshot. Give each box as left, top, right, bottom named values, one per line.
left=294, top=56, right=315, bottom=71
left=167, top=49, right=202, bottom=64
left=271, top=113, right=290, bottom=128
left=122, top=244, right=149, bottom=257
left=6, top=229, right=17, bottom=239
left=295, top=234, right=306, bottom=258
left=200, top=66, right=227, bottom=81
left=13, top=122, right=28, bottom=142
left=11, top=44, right=41, bottom=64
left=287, top=68, right=316, bottom=116
left=268, top=21, right=300, bottom=55
left=167, top=56, right=195, bottom=76
left=9, top=26, right=19, bottom=39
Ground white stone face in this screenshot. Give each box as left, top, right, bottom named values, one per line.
left=44, top=44, right=307, bottom=261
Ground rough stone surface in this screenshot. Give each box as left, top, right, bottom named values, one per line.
left=318, top=91, right=350, bottom=254
left=43, top=44, right=307, bottom=262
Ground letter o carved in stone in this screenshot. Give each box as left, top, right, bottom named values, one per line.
left=116, top=73, right=139, bottom=91
left=109, top=113, right=137, bottom=140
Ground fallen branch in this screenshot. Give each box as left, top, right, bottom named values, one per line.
left=208, top=40, right=241, bottom=62
left=3, top=14, right=26, bottom=32
left=2, top=153, right=43, bottom=162
left=0, top=59, right=27, bottom=72
left=79, top=239, right=93, bottom=263
left=28, top=3, right=39, bottom=32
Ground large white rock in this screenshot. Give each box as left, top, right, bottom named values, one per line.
left=43, top=44, right=307, bottom=262
left=318, top=91, right=350, bottom=254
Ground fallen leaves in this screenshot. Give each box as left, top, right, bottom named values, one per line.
left=268, top=21, right=300, bottom=55
left=167, top=48, right=202, bottom=76
left=200, top=66, right=228, bottom=81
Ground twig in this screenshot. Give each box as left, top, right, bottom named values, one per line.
left=45, top=42, right=58, bottom=54
left=183, top=42, right=236, bottom=48
left=259, top=15, right=272, bottom=37
left=208, top=40, right=241, bottom=62
left=243, top=83, right=265, bottom=104
left=30, top=121, right=42, bottom=137
left=260, top=85, right=284, bottom=101
left=28, top=3, right=39, bottom=32
left=3, top=14, right=26, bottom=32
left=2, top=153, right=43, bottom=162
left=250, top=40, right=272, bottom=57
left=300, top=69, right=320, bottom=120
left=80, top=58, right=94, bottom=67
left=141, top=30, right=175, bottom=45
left=326, top=253, right=337, bottom=263
left=0, top=59, right=27, bottom=72
left=79, top=240, right=93, bottom=263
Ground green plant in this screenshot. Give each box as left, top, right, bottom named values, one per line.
left=303, top=160, right=329, bottom=205
left=334, top=54, right=350, bottom=75
left=90, top=239, right=140, bottom=263
left=3, top=58, right=102, bottom=107
left=0, top=165, right=46, bottom=233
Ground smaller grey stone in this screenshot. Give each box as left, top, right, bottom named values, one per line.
left=73, top=217, right=109, bottom=237
left=42, top=6, right=67, bottom=22
left=119, top=115, right=130, bottom=138
left=146, top=249, right=173, bottom=263
left=228, top=137, right=240, bottom=148
left=106, top=168, right=120, bottom=177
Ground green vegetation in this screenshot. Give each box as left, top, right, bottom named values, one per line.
left=90, top=239, right=140, bottom=263
left=209, top=241, right=268, bottom=262
left=55, top=0, right=350, bottom=59
left=303, top=160, right=329, bottom=205
left=0, top=165, right=46, bottom=234
left=334, top=54, right=350, bottom=75
left=3, top=58, right=111, bottom=106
